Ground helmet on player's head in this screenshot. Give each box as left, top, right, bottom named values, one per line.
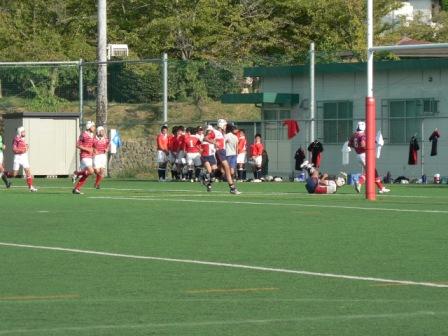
left=336, top=177, right=346, bottom=187
left=96, top=126, right=105, bottom=136
left=357, top=121, right=366, bottom=132
left=217, top=119, right=227, bottom=129
left=86, top=121, right=95, bottom=131
left=17, top=126, right=25, bottom=136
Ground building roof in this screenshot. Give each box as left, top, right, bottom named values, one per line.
left=244, top=58, right=448, bottom=77
left=4, top=112, right=80, bottom=119
left=221, top=92, right=300, bottom=105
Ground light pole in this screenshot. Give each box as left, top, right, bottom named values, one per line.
left=97, top=0, right=108, bottom=127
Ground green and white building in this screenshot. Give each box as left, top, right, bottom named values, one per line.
left=222, top=59, right=448, bottom=180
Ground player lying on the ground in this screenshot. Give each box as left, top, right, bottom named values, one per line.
left=301, top=161, right=345, bottom=194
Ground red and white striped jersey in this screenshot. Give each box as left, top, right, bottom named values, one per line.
left=93, top=136, right=110, bottom=154
left=13, top=135, right=27, bottom=154
left=201, top=142, right=216, bottom=156
left=78, top=131, right=95, bottom=158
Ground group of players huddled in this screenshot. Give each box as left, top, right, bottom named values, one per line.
left=156, top=119, right=266, bottom=194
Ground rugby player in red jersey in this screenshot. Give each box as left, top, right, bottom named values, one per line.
left=348, top=121, right=390, bottom=194
left=184, top=127, right=202, bottom=182
left=250, top=133, right=264, bottom=180
left=174, top=126, right=186, bottom=180
left=200, top=129, right=218, bottom=192
left=236, top=128, right=247, bottom=181
left=207, top=119, right=240, bottom=194
left=73, top=121, right=96, bottom=194
left=167, top=126, right=178, bottom=180
left=93, top=126, right=110, bottom=189
left=12, top=127, right=37, bottom=192
left=156, top=125, right=169, bottom=181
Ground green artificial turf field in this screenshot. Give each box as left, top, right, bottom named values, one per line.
left=1, top=179, right=448, bottom=335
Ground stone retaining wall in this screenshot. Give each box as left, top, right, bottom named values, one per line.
left=108, top=138, right=157, bottom=177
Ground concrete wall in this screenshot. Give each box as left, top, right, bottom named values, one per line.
left=260, top=66, right=448, bottom=179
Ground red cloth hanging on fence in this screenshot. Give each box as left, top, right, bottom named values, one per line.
left=283, top=119, right=300, bottom=139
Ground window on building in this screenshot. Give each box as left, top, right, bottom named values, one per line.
left=318, top=101, right=353, bottom=144
left=387, top=98, right=438, bottom=144
left=262, top=106, right=292, bottom=140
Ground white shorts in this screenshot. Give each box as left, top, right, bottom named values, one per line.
left=93, top=154, right=107, bottom=169
left=327, top=180, right=337, bottom=193
left=0, top=152, right=3, bottom=165
left=357, top=153, right=366, bottom=166
left=156, top=150, right=168, bottom=164
left=237, top=152, right=247, bottom=164
left=186, top=152, right=202, bottom=167
left=168, top=152, right=176, bottom=164
left=13, top=153, right=30, bottom=170
left=175, top=151, right=186, bottom=165
left=80, top=157, right=93, bottom=170
left=253, top=155, right=262, bottom=167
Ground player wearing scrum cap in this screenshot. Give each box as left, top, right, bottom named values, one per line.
left=12, top=127, right=37, bottom=192
left=348, top=121, right=390, bottom=194
left=93, top=126, right=110, bottom=189
left=206, top=119, right=240, bottom=194
left=72, top=121, right=96, bottom=194
left=0, top=133, right=11, bottom=188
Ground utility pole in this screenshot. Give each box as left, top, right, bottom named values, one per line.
left=163, top=53, right=168, bottom=124
left=309, top=42, right=315, bottom=145
left=96, top=0, right=108, bottom=127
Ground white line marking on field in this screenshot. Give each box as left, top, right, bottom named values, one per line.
left=88, top=196, right=448, bottom=214
left=37, top=210, right=49, bottom=213
left=0, top=242, right=447, bottom=289
left=0, top=311, right=445, bottom=334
